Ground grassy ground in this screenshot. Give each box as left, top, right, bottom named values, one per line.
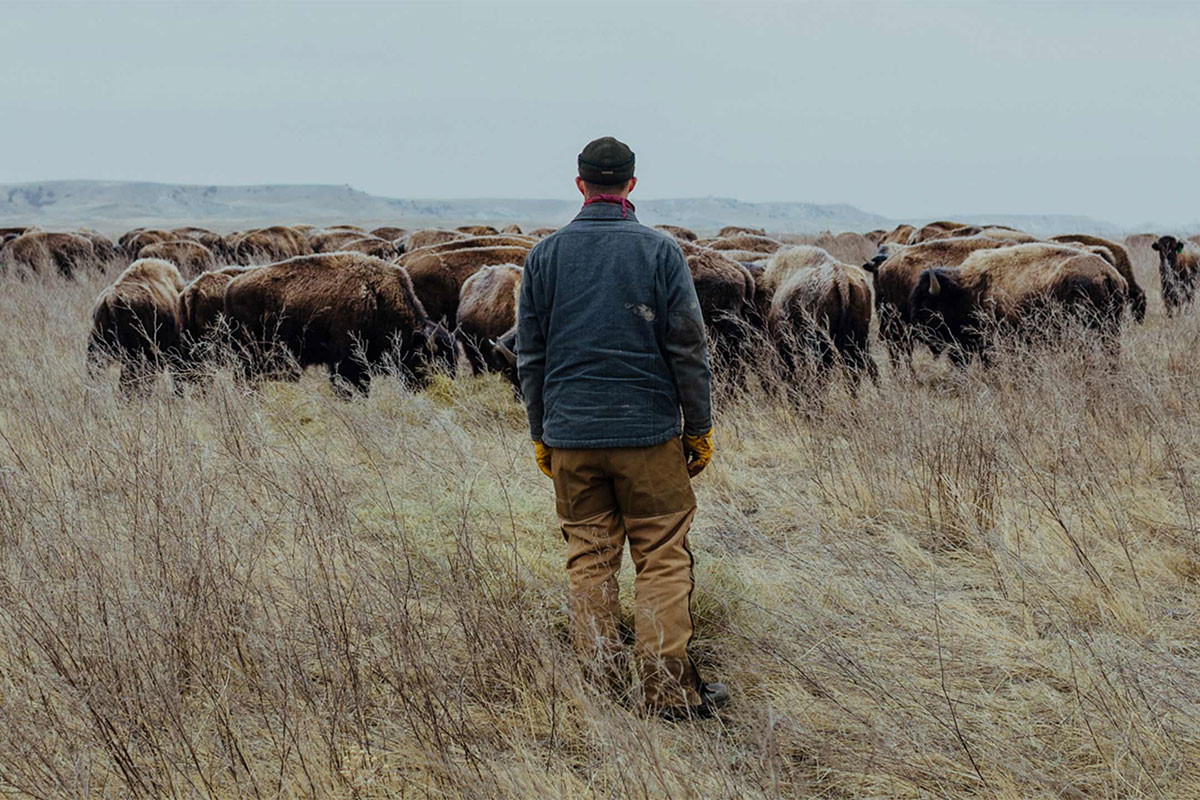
left=0, top=247, right=1197, bottom=798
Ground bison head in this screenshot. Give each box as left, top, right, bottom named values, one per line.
left=1152, top=235, right=1186, bottom=273
left=909, top=267, right=976, bottom=350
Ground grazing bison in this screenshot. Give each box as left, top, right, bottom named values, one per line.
left=405, top=229, right=468, bottom=252
left=864, top=236, right=1012, bottom=366
left=456, top=225, right=500, bottom=236
left=121, top=229, right=175, bottom=257
left=675, top=243, right=757, bottom=374
left=457, top=264, right=522, bottom=385
left=139, top=239, right=217, bottom=278
left=224, top=253, right=455, bottom=396
left=177, top=266, right=256, bottom=357
left=232, top=225, right=313, bottom=264
left=400, top=245, right=533, bottom=324
left=909, top=243, right=1127, bottom=365
left=2, top=231, right=96, bottom=277
left=500, top=223, right=523, bottom=235
left=718, top=225, right=766, bottom=237
left=171, top=227, right=227, bottom=258
left=811, top=231, right=877, bottom=267
left=708, top=234, right=782, bottom=254
left=371, top=226, right=409, bottom=242
left=527, top=227, right=558, bottom=238
left=1152, top=235, right=1200, bottom=315
left=654, top=224, right=699, bottom=242
left=77, top=229, right=122, bottom=263
left=340, top=236, right=401, bottom=260
left=309, top=228, right=369, bottom=253
left=756, top=245, right=842, bottom=322
left=907, top=220, right=970, bottom=245
left=88, top=258, right=185, bottom=391
left=397, top=234, right=535, bottom=262
left=768, top=258, right=877, bottom=390
left=1048, top=234, right=1145, bottom=322
left=880, top=224, right=917, bottom=246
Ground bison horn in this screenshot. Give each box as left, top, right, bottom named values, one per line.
left=491, top=338, right=517, bottom=366
left=927, top=270, right=941, bottom=297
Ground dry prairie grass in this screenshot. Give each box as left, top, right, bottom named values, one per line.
left=0, top=251, right=1198, bottom=799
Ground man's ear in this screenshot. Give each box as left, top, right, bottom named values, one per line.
left=626, top=176, right=637, bottom=195
left=575, top=176, right=587, bottom=198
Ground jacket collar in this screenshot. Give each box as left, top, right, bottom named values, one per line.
left=573, top=201, right=640, bottom=224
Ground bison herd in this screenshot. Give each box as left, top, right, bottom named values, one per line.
left=1, top=218, right=1198, bottom=400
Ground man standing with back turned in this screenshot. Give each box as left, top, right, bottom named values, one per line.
left=517, top=136, right=729, bottom=719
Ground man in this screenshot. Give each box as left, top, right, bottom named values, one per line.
left=516, top=136, right=728, bottom=719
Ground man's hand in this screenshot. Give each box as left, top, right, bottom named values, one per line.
left=533, top=440, right=553, bottom=478
left=682, top=428, right=714, bottom=477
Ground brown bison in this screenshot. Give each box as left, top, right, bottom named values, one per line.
left=177, top=266, right=256, bottom=362
left=405, top=229, right=468, bottom=251
left=77, top=229, right=122, bottom=263
left=223, top=253, right=455, bottom=396
left=676, top=242, right=757, bottom=374
left=457, top=264, right=522, bottom=386
left=908, top=243, right=1127, bottom=366
left=864, top=236, right=1012, bottom=365
left=1047, top=234, right=1145, bottom=322
left=400, top=245, right=533, bottom=323
left=397, top=234, right=536, bottom=262
left=121, top=229, right=175, bottom=257
left=456, top=225, right=500, bottom=236
left=811, top=231, right=877, bottom=266
left=654, top=224, right=699, bottom=242
left=340, top=236, right=401, bottom=260
left=708, top=234, right=782, bottom=254
left=527, top=227, right=559, bottom=238
left=718, top=225, right=766, bottom=237
left=371, top=226, right=409, bottom=242
left=138, top=239, right=217, bottom=278
left=88, top=258, right=185, bottom=391
left=2, top=231, right=96, bottom=277
left=232, top=226, right=313, bottom=264
left=879, top=224, right=917, bottom=245
left=907, top=220, right=970, bottom=245
left=309, top=228, right=369, bottom=253
left=756, top=245, right=841, bottom=322
left=1152, top=235, right=1200, bottom=315
left=171, top=227, right=227, bottom=258
left=767, top=258, right=877, bottom=390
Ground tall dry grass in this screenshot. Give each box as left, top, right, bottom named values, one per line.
left=0, top=249, right=1197, bottom=798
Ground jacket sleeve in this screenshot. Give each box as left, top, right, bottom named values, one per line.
left=516, top=248, right=547, bottom=441
left=661, top=243, right=712, bottom=435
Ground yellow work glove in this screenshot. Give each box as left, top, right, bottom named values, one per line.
left=533, top=440, right=553, bottom=478
left=682, top=428, right=714, bottom=477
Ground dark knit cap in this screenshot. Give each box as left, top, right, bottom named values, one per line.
left=578, top=136, right=635, bottom=185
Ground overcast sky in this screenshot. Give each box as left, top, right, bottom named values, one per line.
left=3, top=1, right=1199, bottom=226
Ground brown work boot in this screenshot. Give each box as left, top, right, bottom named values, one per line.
left=656, top=682, right=731, bottom=722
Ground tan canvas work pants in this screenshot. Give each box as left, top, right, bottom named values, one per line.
left=551, top=437, right=702, bottom=710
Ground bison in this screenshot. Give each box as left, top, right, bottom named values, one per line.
left=909, top=243, right=1127, bottom=366
left=864, top=236, right=1012, bottom=366
left=1047, top=234, right=1145, bottom=322
left=397, top=234, right=535, bottom=262
left=675, top=242, right=758, bottom=378
left=340, top=236, right=401, bottom=260
left=171, top=227, right=228, bottom=259
left=223, top=252, right=454, bottom=396
left=138, top=239, right=217, bottom=278
left=2, top=231, right=96, bottom=277
left=456, top=264, right=522, bottom=388
left=399, top=245, right=534, bottom=324
left=121, top=229, right=175, bottom=258
left=500, top=223, right=523, bottom=235
left=1152, top=235, right=1200, bottom=315
left=309, top=228, right=370, bottom=253
left=907, top=220, right=970, bottom=245
left=77, top=229, right=122, bottom=264
left=371, top=226, right=409, bottom=242
left=718, top=225, right=766, bottom=238
left=708, top=234, right=782, bottom=254
left=654, top=224, right=699, bottom=242
left=404, top=229, right=468, bottom=252
left=88, top=258, right=185, bottom=391
left=177, top=266, right=256, bottom=371
left=456, top=225, right=500, bottom=236
left=767, top=258, right=877, bottom=391
left=232, top=226, right=313, bottom=265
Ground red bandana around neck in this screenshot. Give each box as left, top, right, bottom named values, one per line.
left=583, top=194, right=636, bottom=219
